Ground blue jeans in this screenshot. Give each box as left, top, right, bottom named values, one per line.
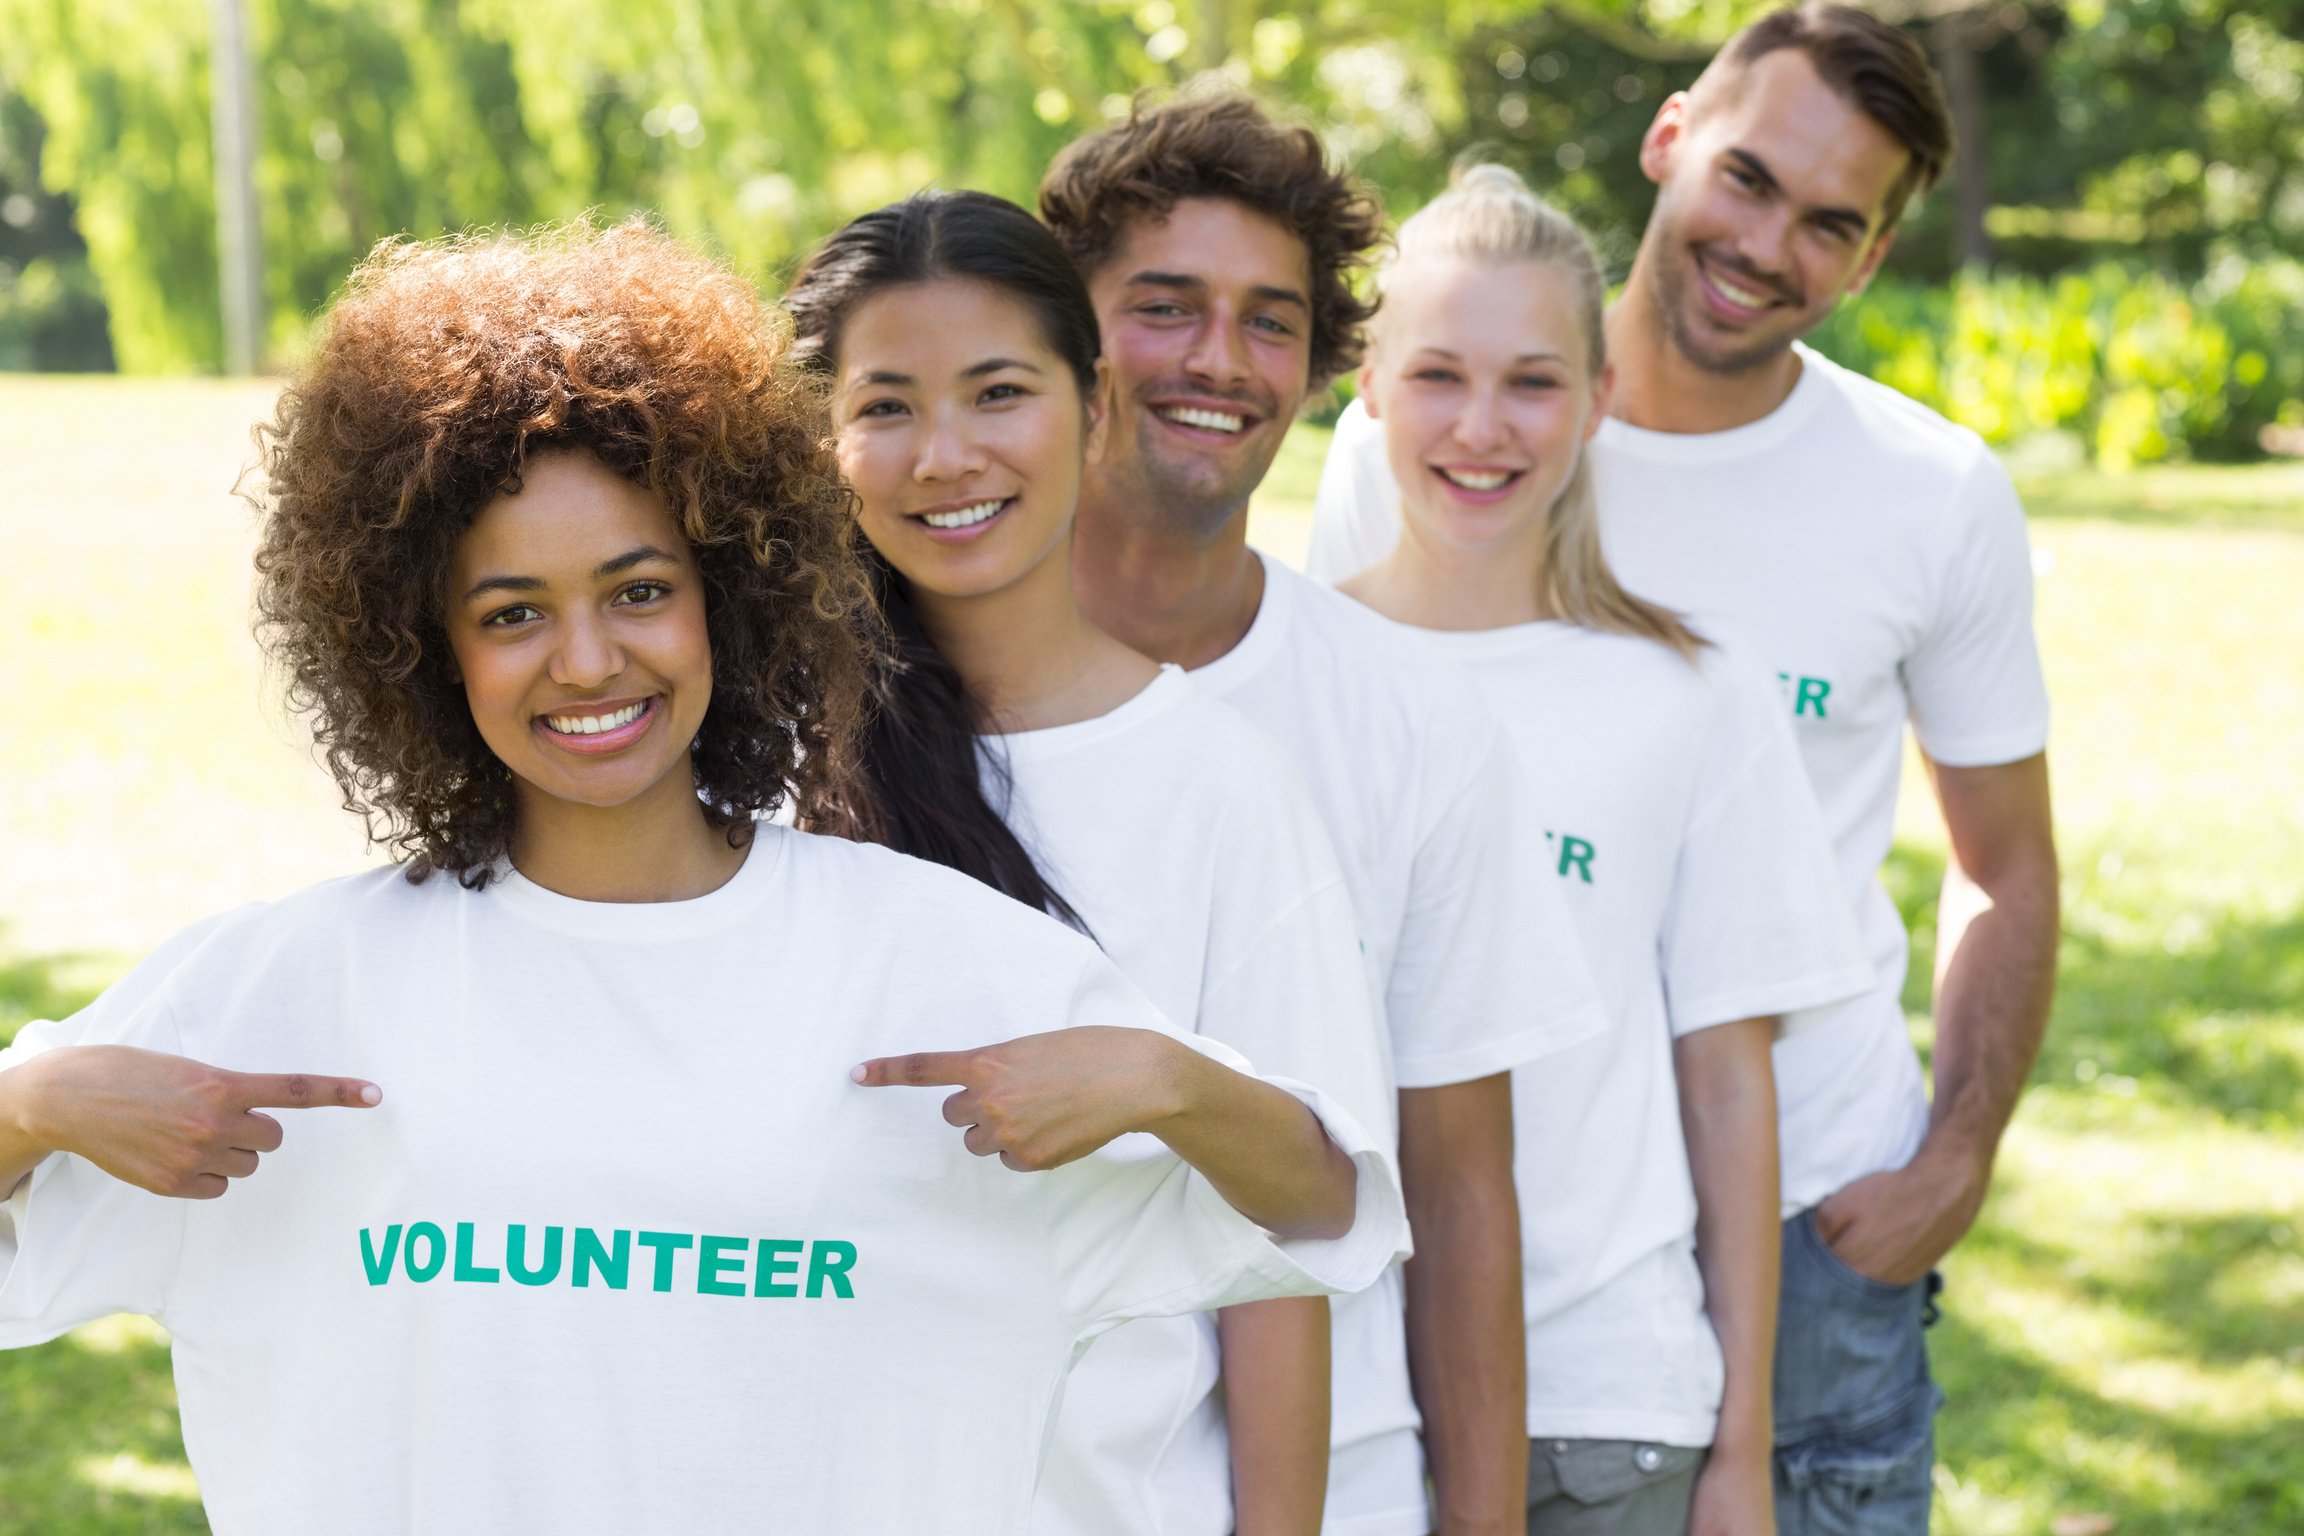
left=1772, top=1210, right=1944, bottom=1536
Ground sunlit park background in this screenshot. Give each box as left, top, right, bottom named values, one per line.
left=2, top=0, right=2300, bottom=1530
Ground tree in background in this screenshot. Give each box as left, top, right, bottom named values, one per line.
left=0, top=89, right=112, bottom=370
left=0, top=0, right=2297, bottom=442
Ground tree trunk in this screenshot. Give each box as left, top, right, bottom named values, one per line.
left=1934, top=11, right=1993, bottom=270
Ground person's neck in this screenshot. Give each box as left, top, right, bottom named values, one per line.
left=1071, top=477, right=1266, bottom=670
left=912, top=533, right=1154, bottom=732
left=1341, top=513, right=1550, bottom=633
left=509, top=763, right=747, bottom=904
left=1606, top=254, right=1804, bottom=435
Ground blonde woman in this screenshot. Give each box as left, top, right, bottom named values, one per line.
left=1334, top=166, right=1871, bottom=1536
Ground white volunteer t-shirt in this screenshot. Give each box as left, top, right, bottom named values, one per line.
left=0, top=827, right=1405, bottom=1536
left=1311, top=349, right=2050, bottom=1208
left=1193, top=557, right=1609, bottom=1536
left=998, top=667, right=1398, bottom=1536
left=1397, top=621, right=1869, bottom=1445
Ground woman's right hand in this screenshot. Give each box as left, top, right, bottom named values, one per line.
left=1, top=1044, right=380, bottom=1200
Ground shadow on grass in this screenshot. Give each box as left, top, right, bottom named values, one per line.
left=1880, top=842, right=2304, bottom=1134
left=0, top=1329, right=207, bottom=1535
left=1937, top=1208, right=2304, bottom=1534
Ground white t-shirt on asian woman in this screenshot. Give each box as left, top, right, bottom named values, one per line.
left=0, top=825, right=1407, bottom=1536
left=1191, top=558, right=1611, bottom=1536
left=997, top=666, right=1397, bottom=1536
left=1309, top=346, right=2051, bottom=1211
left=1385, top=619, right=1871, bottom=1446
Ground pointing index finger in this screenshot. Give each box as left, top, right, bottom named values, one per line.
left=850, top=1050, right=981, bottom=1090
left=227, top=1072, right=383, bottom=1110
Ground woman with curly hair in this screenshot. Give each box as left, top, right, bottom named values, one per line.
left=785, top=189, right=1397, bottom=1536
left=0, top=221, right=1402, bottom=1535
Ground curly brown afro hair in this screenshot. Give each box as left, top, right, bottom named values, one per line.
left=252, top=219, right=875, bottom=885
left=1039, top=92, right=1385, bottom=387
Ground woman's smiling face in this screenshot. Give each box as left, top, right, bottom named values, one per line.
left=1363, top=254, right=1610, bottom=557
left=446, top=449, right=715, bottom=816
left=832, top=278, right=1103, bottom=602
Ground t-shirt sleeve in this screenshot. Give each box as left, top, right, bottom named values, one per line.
left=0, top=934, right=216, bottom=1345
left=1043, top=953, right=1404, bottom=1338
left=1660, top=657, right=1876, bottom=1038
left=1386, top=720, right=1611, bottom=1087
left=1306, top=398, right=1404, bottom=584
left=1902, top=451, right=2051, bottom=767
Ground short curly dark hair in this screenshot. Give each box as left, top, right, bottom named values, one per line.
left=251, top=220, right=875, bottom=885
left=1039, top=92, right=1384, bottom=387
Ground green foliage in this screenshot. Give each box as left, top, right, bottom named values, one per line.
left=1810, top=263, right=2304, bottom=467
left=0, top=93, right=112, bottom=369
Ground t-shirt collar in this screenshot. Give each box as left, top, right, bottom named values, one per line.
left=1597, top=341, right=1832, bottom=466
left=990, top=664, right=1189, bottom=763
left=1189, top=548, right=1291, bottom=694
left=486, top=820, right=789, bottom=942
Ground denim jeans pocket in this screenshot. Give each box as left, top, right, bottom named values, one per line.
left=1776, top=1381, right=1942, bottom=1536
left=1795, top=1210, right=1916, bottom=1303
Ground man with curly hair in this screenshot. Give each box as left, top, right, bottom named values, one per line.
left=1040, top=95, right=1608, bottom=1536
left=0, top=221, right=1409, bottom=1534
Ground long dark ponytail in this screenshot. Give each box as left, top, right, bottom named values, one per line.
left=785, top=190, right=1101, bottom=928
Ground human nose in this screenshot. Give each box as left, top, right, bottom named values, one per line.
left=549, top=608, right=625, bottom=690
left=1729, top=206, right=1799, bottom=283
left=914, top=403, right=987, bottom=483
left=1453, top=385, right=1509, bottom=454
left=1182, top=307, right=1251, bottom=390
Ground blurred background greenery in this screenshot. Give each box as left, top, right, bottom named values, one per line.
left=2, top=0, right=2300, bottom=463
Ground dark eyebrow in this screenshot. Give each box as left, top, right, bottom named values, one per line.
left=963, top=357, right=1044, bottom=378
left=1125, top=270, right=1206, bottom=295
left=858, top=369, right=913, bottom=386
left=1726, top=148, right=1872, bottom=239
left=461, top=545, right=679, bottom=602
left=1127, top=269, right=1310, bottom=313
left=595, top=545, right=681, bottom=579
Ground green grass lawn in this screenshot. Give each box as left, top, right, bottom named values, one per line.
left=4, top=383, right=2300, bottom=1533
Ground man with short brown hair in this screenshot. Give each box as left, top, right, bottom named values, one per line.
left=1042, top=92, right=1611, bottom=1536
left=1314, top=9, right=2061, bottom=1534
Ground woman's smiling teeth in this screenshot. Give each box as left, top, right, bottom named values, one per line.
left=1438, top=467, right=1518, bottom=491
left=543, top=700, right=649, bottom=736
left=1159, top=406, right=1246, bottom=435
left=921, top=498, right=1007, bottom=529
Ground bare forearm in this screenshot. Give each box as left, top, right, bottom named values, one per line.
left=1152, top=1045, right=1359, bottom=1240
left=1675, top=1021, right=1780, bottom=1455
left=1400, top=1077, right=1527, bottom=1534
left=0, top=1064, right=56, bottom=1196
left=1927, top=854, right=2059, bottom=1164
left=1219, top=1296, right=1332, bottom=1536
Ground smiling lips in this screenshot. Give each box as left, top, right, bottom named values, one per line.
left=1155, top=404, right=1249, bottom=436
left=536, top=696, right=659, bottom=755
left=1695, top=252, right=1792, bottom=320
left=920, top=498, right=1007, bottom=530
left=1438, top=467, right=1518, bottom=492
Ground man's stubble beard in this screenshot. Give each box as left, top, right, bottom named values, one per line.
left=1647, top=245, right=1800, bottom=379
left=1104, top=410, right=1280, bottom=546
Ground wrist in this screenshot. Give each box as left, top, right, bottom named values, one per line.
left=1914, top=1127, right=1994, bottom=1199
left=1138, top=1032, right=1209, bottom=1135
left=0, top=1053, right=62, bottom=1150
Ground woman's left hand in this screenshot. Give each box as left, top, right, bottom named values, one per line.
left=1688, top=1445, right=1776, bottom=1536
left=853, top=1026, right=1191, bottom=1171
